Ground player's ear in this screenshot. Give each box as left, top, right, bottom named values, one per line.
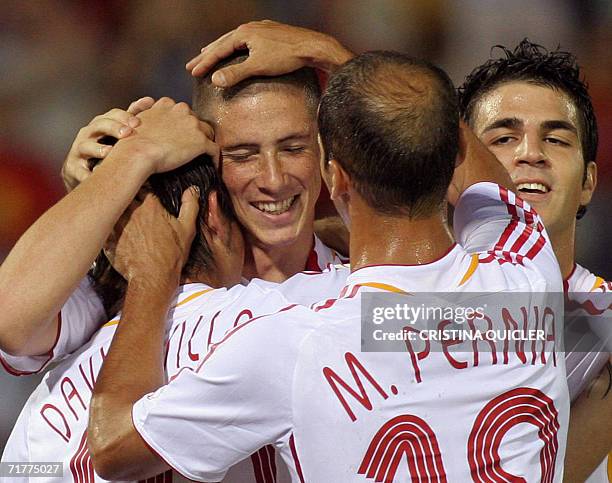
left=204, top=190, right=233, bottom=247
left=205, top=191, right=222, bottom=238
left=328, top=159, right=351, bottom=202
left=580, top=161, right=597, bottom=206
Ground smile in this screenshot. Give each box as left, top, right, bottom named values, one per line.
left=516, top=182, right=550, bottom=194
left=252, top=195, right=298, bottom=215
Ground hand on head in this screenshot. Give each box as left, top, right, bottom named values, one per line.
left=61, top=97, right=155, bottom=191
left=186, top=20, right=353, bottom=87
left=104, top=187, right=200, bottom=285
left=122, top=97, right=219, bottom=174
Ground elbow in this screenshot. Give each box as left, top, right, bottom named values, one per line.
left=87, top=415, right=114, bottom=480
left=88, top=424, right=128, bottom=481
left=88, top=396, right=134, bottom=481
left=89, top=448, right=117, bottom=481
left=89, top=435, right=148, bottom=481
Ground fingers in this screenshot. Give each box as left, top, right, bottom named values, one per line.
left=210, top=56, right=261, bottom=87
left=78, top=140, right=112, bottom=160
left=127, top=97, right=155, bottom=115
left=186, top=30, right=234, bottom=71
left=83, top=114, right=137, bottom=144
left=187, top=30, right=247, bottom=81
left=70, top=165, right=93, bottom=185
left=202, top=136, right=221, bottom=165
left=93, top=108, right=140, bottom=129
left=155, top=96, right=176, bottom=107
left=199, top=121, right=214, bottom=139
left=89, top=118, right=132, bottom=140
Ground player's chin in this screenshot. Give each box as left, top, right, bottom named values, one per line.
left=255, top=225, right=303, bottom=249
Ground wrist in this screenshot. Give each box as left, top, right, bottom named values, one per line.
left=305, top=34, right=354, bottom=73
left=105, top=137, right=164, bottom=178
left=126, top=271, right=180, bottom=301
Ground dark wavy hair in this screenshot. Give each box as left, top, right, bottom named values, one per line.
left=458, top=39, right=598, bottom=219
left=88, top=137, right=234, bottom=318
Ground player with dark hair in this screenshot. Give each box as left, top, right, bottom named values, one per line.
left=0, top=100, right=241, bottom=481
left=458, top=39, right=611, bottom=483
left=318, top=52, right=458, bottom=218
left=89, top=51, right=569, bottom=482
left=459, top=39, right=597, bottom=249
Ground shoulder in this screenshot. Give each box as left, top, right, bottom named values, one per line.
left=566, top=264, right=612, bottom=294
left=203, top=304, right=323, bottom=361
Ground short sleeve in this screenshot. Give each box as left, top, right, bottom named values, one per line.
left=0, top=277, right=105, bottom=375
left=132, top=313, right=303, bottom=482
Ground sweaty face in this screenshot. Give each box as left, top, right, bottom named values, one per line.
left=212, top=87, right=321, bottom=249
left=471, top=82, right=595, bottom=237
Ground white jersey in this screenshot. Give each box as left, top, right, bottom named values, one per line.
left=0, top=277, right=105, bottom=376
left=131, top=183, right=570, bottom=482
left=565, top=264, right=612, bottom=483
left=564, top=263, right=611, bottom=400
left=1, top=257, right=349, bottom=482
left=565, top=263, right=612, bottom=349
left=306, top=235, right=348, bottom=271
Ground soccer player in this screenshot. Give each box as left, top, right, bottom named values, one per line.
left=0, top=47, right=343, bottom=365
left=89, top=51, right=569, bottom=481
left=0, top=98, right=217, bottom=366
left=458, top=40, right=612, bottom=483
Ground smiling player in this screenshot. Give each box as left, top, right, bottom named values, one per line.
left=458, top=40, right=611, bottom=483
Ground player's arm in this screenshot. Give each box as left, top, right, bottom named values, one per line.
left=314, top=216, right=350, bottom=257
left=447, top=122, right=515, bottom=207
left=0, top=98, right=216, bottom=359
left=186, top=20, right=354, bottom=86
left=92, top=312, right=297, bottom=481
left=450, top=123, right=556, bottom=257
left=89, top=190, right=198, bottom=480
left=0, top=104, right=144, bottom=359
left=90, top=223, right=296, bottom=481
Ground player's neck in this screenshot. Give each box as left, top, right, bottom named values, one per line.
left=242, top=229, right=314, bottom=283
left=182, top=272, right=225, bottom=290
left=349, top=203, right=454, bottom=270
left=549, top=223, right=576, bottom=279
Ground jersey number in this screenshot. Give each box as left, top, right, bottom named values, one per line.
left=359, top=387, right=559, bottom=482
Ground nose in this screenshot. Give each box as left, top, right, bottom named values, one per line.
left=257, top=152, right=286, bottom=194
left=514, top=134, right=548, bottom=167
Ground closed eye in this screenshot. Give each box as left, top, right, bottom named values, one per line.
left=284, top=146, right=306, bottom=153
left=223, top=152, right=256, bottom=162
left=491, top=135, right=517, bottom=145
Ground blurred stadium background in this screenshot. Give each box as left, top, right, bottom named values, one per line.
left=1, top=0, right=611, bottom=456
